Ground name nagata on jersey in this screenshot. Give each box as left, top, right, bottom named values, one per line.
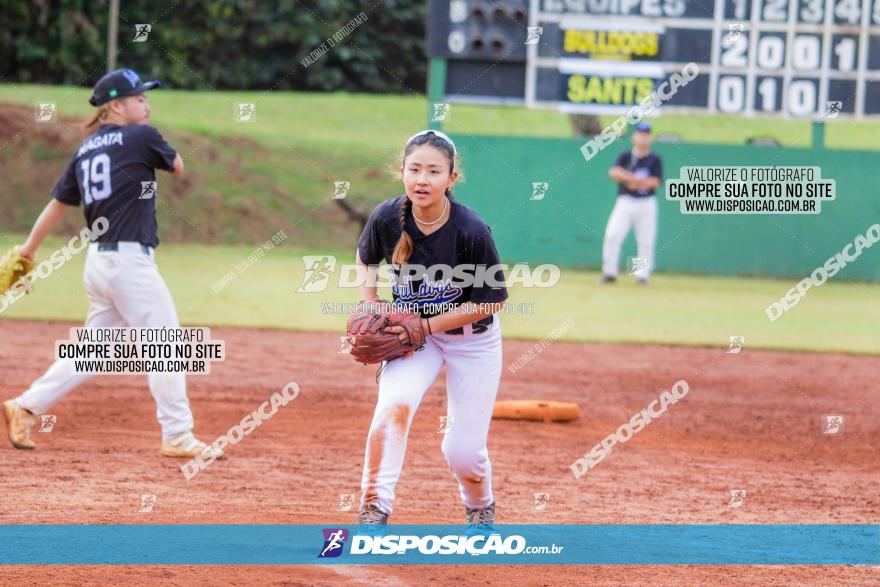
left=77, top=132, right=124, bottom=157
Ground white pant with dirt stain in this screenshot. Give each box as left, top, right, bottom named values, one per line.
left=360, top=317, right=503, bottom=516
left=15, top=242, right=194, bottom=441
left=602, top=195, right=658, bottom=279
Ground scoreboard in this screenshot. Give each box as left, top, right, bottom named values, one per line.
left=428, top=0, right=880, bottom=119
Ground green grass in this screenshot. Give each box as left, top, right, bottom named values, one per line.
left=1, top=235, right=876, bottom=354
left=2, top=85, right=876, bottom=354
left=3, top=83, right=877, bottom=249
left=1, top=84, right=878, bottom=150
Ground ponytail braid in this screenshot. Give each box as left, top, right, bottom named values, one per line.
left=391, top=195, right=414, bottom=265
left=83, top=105, right=109, bottom=131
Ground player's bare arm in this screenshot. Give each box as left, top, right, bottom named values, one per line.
left=170, top=153, right=184, bottom=175
left=626, top=176, right=661, bottom=191
left=18, top=199, right=75, bottom=260
left=609, top=165, right=633, bottom=183
left=355, top=250, right=381, bottom=302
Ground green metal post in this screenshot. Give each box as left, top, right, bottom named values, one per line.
left=427, top=57, right=448, bottom=130
left=811, top=121, right=825, bottom=149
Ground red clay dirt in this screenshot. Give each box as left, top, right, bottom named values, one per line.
left=0, top=319, right=877, bottom=585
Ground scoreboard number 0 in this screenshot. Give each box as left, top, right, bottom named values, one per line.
left=792, top=36, right=820, bottom=70
left=758, top=37, right=785, bottom=69
left=449, top=0, right=467, bottom=23
left=788, top=81, right=816, bottom=116
left=718, top=77, right=746, bottom=112
left=448, top=30, right=466, bottom=54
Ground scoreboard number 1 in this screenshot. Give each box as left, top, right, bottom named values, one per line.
left=833, top=38, right=856, bottom=71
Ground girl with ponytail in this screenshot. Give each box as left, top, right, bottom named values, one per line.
left=354, top=130, right=508, bottom=528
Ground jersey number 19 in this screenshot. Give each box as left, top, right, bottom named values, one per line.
left=80, top=153, right=113, bottom=205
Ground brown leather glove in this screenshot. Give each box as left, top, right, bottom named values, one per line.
left=345, top=300, right=426, bottom=365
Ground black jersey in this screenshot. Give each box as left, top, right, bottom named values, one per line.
left=358, top=197, right=508, bottom=317
left=51, top=123, right=177, bottom=248
left=615, top=150, right=663, bottom=198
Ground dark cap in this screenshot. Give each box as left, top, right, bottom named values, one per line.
left=635, top=122, right=652, bottom=133
left=89, top=69, right=161, bottom=107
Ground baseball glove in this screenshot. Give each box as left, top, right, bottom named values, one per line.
left=0, top=246, right=34, bottom=295
left=346, top=300, right=426, bottom=365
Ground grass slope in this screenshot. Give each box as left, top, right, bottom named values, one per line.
left=1, top=235, right=876, bottom=354
left=2, top=85, right=876, bottom=353
left=2, top=85, right=877, bottom=251
left=2, top=84, right=879, bottom=150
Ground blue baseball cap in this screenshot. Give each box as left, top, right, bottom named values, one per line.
left=635, top=122, right=652, bottom=133
left=89, top=68, right=161, bottom=107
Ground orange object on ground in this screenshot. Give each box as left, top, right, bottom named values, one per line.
left=492, top=400, right=581, bottom=422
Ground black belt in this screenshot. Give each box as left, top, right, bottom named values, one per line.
left=97, top=242, right=152, bottom=255
left=446, top=315, right=493, bottom=335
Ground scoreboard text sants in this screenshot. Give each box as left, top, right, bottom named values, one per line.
left=527, top=0, right=880, bottom=118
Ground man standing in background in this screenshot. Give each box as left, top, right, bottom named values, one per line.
left=601, top=122, right=663, bottom=285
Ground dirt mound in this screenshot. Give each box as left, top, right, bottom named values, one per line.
left=0, top=319, right=877, bottom=584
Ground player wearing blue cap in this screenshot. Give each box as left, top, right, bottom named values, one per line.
left=3, top=69, right=222, bottom=461
left=601, top=122, right=663, bottom=284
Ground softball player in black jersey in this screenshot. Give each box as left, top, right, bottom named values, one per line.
left=355, top=130, right=508, bottom=527
left=3, top=69, right=221, bottom=461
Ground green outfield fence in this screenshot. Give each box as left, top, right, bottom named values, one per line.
left=452, top=135, right=880, bottom=282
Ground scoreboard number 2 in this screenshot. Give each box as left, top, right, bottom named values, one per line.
left=763, top=0, right=788, bottom=21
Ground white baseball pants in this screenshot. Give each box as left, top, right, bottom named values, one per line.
left=15, top=242, right=194, bottom=441
left=602, top=195, right=658, bottom=279
left=360, top=318, right=503, bottom=515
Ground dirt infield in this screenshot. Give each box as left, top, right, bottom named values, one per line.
left=1, top=319, right=877, bottom=585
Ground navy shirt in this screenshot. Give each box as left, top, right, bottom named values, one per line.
left=614, top=150, right=663, bottom=198
left=51, top=123, right=177, bottom=248
left=358, top=196, right=508, bottom=317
